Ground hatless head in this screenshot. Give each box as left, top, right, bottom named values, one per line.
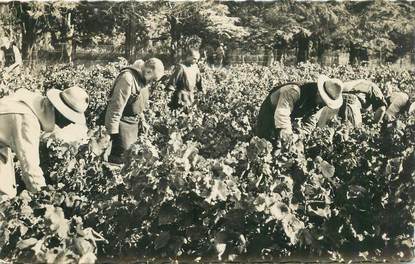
left=143, top=58, right=165, bottom=83
left=184, top=48, right=200, bottom=66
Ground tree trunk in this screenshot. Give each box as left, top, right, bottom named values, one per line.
left=349, top=42, right=358, bottom=65
left=317, top=43, right=325, bottom=65
left=168, top=16, right=181, bottom=62
left=21, top=31, right=36, bottom=67
left=18, top=3, right=38, bottom=67
left=125, top=20, right=137, bottom=62
left=297, top=34, right=310, bottom=63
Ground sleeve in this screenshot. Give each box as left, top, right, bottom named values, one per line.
left=105, top=72, right=133, bottom=134
left=274, top=85, right=300, bottom=134
left=167, top=65, right=184, bottom=91
left=12, top=114, right=46, bottom=193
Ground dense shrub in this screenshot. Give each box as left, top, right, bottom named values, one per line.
left=0, top=62, right=414, bottom=262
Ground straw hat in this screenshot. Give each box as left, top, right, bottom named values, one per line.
left=47, top=86, right=89, bottom=124
left=317, top=75, right=343, bottom=110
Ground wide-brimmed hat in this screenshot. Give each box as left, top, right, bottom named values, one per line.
left=47, top=86, right=89, bottom=124
left=317, top=75, right=343, bottom=110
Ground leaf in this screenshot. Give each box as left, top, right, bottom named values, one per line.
left=158, top=206, right=177, bottom=225
left=282, top=215, right=305, bottom=245
left=320, top=160, right=335, bottom=178
left=307, top=205, right=331, bottom=218
left=31, top=238, right=45, bottom=256
left=16, top=238, right=38, bottom=250
left=44, top=205, right=70, bottom=238
left=269, top=203, right=286, bottom=221
left=74, top=238, right=95, bottom=256
left=205, top=179, right=229, bottom=203
left=154, top=231, right=170, bottom=250
left=215, top=242, right=226, bottom=261
left=78, top=252, right=97, bottom=264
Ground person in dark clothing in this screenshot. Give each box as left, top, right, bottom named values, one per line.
left=0, top=37, right=22, bottom=74
left=167, top=48, right=204, bottom=111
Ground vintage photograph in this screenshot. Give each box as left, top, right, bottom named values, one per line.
left=0, top=1, right=414, bottom=263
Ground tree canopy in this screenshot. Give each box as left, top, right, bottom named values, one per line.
left=0, top=0, right=413, bottom=64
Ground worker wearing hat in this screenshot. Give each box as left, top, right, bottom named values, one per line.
left=255, top=75, right=343, bottom=144
left=105, top=58, right=164, bottom=164
left=318, top=80, right=412, bottom=127
left=0, top=86, right=89, bottom=201
left=337, top=79, right=387, bottom=127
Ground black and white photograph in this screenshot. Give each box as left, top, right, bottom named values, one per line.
left=0, top=1, right=414, bottom=263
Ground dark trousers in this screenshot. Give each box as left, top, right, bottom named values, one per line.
left=108, top=120, right=139, bottom=163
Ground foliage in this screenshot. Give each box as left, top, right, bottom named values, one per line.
left=0, top=62, right=415, bottom=263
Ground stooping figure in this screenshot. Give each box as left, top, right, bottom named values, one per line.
left=330, top=79, right=387, bottom=127
left=167, top=48, right=204, bottom=112
left=318, top=80, right=412, bottom=127
left=0, top=86, right=89, bottom=202
left=255, top=75, right=343, bottom=145
left=105, top=58, right=164, bottom=164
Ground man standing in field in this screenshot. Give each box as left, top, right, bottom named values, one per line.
left=255, top=75, right=343, bottom=145
left=105, top=58, right=164, bottom=164
left=215, top=43, right=225, bottom=67
left=0, top=37, right=23, bottom=74
left=0, top=86, right=89, bottom=202
left=167, top=48, right=204, bottom=111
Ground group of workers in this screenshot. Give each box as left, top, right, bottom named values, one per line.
left=0, top=45, right=413, bottom=202
left=255, top=75, right=414, bottom=145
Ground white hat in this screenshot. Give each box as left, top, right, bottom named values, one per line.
left=47, top=86, right=89, bottom=124
left=317, top=75, right=343, bottom=110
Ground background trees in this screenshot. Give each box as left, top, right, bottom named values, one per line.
left=0, top=0, right=414, bottom=66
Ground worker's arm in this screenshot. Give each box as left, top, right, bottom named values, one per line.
left=274, top=85, right=300, bottom=137
left=301, top=108, right=324, bottom=135
left=12, top=114, right=46, bottom=193
left=370, top=84, right=388, bottom=110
